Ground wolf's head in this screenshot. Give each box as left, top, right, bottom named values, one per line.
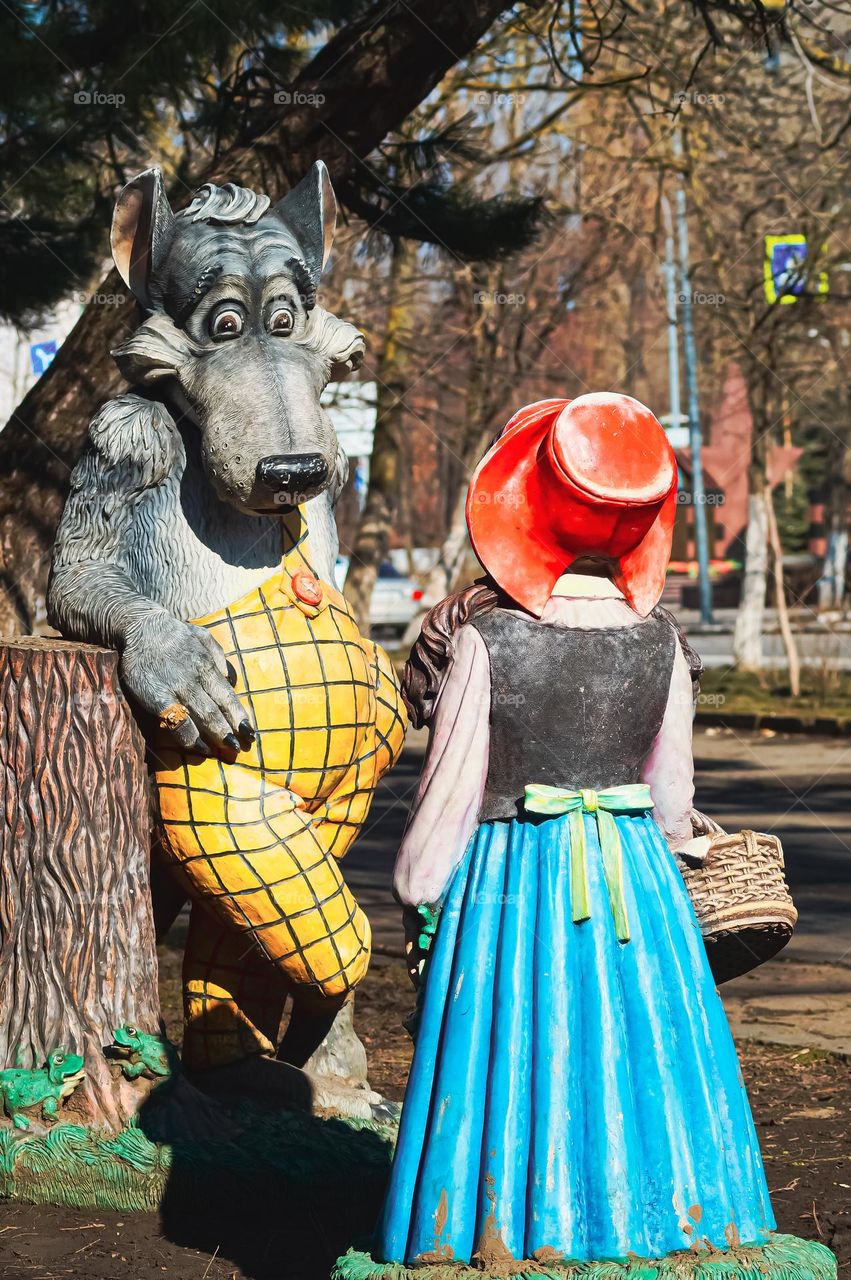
left=110, top=164, right=363, bottom=514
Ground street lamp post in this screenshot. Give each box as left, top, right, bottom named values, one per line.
left=660, top=194, right=684, bottom=439
left=673, top=131, right=714, bottom=624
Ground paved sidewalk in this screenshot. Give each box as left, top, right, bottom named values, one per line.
left=347, top=726, right=851, bottom=1058
left=724, top=956, right=851, bottom=1057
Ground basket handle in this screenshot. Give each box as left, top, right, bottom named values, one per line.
left=739, top=828, right=786, bottom=868
left=691, top=808, right=725, bottom=837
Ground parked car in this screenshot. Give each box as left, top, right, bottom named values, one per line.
left=334, top=557, right=423, bottom=642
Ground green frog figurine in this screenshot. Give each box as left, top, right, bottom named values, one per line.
left=0, top=1048, right=85, bottom=1130
left=110, top=1025, right=173, bottom=1082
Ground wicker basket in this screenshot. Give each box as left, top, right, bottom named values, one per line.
left=678, top=813, right=798, bottom=984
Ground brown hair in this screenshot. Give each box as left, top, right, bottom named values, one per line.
left=402, top=580, right=502, bottom=728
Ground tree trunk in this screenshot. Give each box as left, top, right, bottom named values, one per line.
left=421, top=479, right=480, bottom=609
left=834, top=527, right=849, bottom=610
left=0, top=0, right=520, bottom=637
left=765, top=484, right=801, bottom=697
left=818, top=481, right=850, bottom=611
left=0, top=639, right=159, bottom=1132
left=0, top=276, right=134, bottom=635
left=344, top=237, right=419, bottom=634
left=415, top=271, right=505, bottom=612
left=733, top=466, right=769, bottom=671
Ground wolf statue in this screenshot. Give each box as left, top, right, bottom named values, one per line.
left=47, top=163, right=406, bottom=1119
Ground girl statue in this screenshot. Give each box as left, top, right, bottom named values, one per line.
left=335, top=394, right=835, bottom=1280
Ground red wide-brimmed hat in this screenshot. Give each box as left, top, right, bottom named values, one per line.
left=466, top=393, right=678, bottom=617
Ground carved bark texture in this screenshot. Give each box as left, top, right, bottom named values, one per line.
left=0, top=639, right=159, bottom=1131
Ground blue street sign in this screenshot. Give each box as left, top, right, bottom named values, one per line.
left=764, top=235, right=828, bottom=304
left=30, top=341, right=58, bottom=375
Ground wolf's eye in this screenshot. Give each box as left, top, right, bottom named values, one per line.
left=209, top=307, right=244, bottom=340
left=269, top=308, right=294, bottom=335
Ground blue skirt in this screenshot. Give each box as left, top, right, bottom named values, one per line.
left=376, top=811, right=775, bottom=1265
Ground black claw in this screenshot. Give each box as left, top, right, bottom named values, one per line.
left=192, top=737, right=210, bottom=757
left=223, top=733, right=241, bottom=752
left=238, top=719, right=256, bottom=742
left=226, top=661, right=238, bottom=687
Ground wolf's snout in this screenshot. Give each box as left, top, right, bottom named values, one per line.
left=256, top=453, right=330, bottom=502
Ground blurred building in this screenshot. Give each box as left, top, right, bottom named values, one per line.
left=0, top=301, right=80, bottom=425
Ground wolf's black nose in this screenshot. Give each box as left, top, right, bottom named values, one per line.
left=256, top=453, right=329, bottom=500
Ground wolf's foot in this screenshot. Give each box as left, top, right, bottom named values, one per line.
left=369, top=1096, right=401, bottom=1126
left=309, top=1076, right=388, bottom=1122
left=278, top=996, right=369, bottom=1088
left=186, top=1054, right=397, bottom=1124
left=185, top=1054, right=315, bottom=1113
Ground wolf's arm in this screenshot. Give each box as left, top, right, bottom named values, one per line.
left=47, top=394, right=248, bottom=751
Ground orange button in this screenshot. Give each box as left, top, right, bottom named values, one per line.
left=291, top=570, right=323, bottom=607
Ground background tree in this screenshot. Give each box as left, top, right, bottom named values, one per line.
left=0, top=0, right=535, bottom=633
left=336, top=122, right=545, bottom=630
left=0, top=0, right=846, bottom=640
left=354, top=0, right=851, bottom=659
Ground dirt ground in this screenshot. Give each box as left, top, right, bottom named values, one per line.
left=0, top=955, right=848, bottom=1280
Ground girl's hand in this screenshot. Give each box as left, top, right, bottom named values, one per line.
left=403, top=904, right=439, bottom=989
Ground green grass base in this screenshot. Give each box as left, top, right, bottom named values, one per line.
left=0, top=1107, right=396, bottom=1213
left=333, top=1235, right=836, bottom=1280
left=698, top=667, right=851, bottom=725
left=0, top=1122, right=169, bottom=1211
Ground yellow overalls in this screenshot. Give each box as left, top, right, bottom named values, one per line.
left=153, top=522, right=406, bottom=1068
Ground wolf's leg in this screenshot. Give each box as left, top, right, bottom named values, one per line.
left=279, top=993, right=367, bottom=1088
left=182, top=901, right=288, bottom=1071
left=182, top=902, right=382, bottom=1118
left=156, top=721, right=403, bottom=1114
left=155, top=756, right=373, bottom=993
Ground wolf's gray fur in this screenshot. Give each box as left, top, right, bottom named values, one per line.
left=50, top=391, right=343, bottom=618
left=48, top=163, right=362, bottom=754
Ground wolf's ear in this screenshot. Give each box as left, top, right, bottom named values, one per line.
left=270, top=161, right=336, bottom=287
left=300, top=306, right=365, bottom=375
left=111, top=168, right=176, bottom=310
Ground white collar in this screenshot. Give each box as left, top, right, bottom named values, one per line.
left=550, top=573, right=624, bottom=600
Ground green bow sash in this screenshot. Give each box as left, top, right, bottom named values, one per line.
left=523, top=783, right=654, bottom=944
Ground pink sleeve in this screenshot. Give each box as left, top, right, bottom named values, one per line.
left=392, top=624, right=490, bottom=907
left=641, top=641, right=695, bottom=850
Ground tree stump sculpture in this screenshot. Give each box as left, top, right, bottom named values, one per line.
left=0, top=638, right=160, bottom=1133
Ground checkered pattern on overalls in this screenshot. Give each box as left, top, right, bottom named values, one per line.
left=153, top=525, right=406, bottom=1068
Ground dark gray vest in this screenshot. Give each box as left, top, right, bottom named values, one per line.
left=472, top=609, right=676, bottom=821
